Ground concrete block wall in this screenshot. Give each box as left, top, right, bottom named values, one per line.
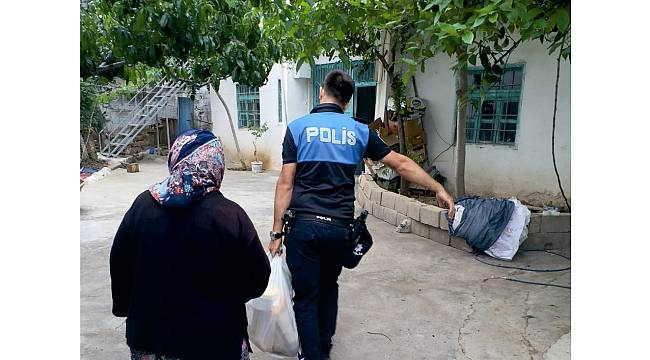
left=356, top=174, right=571, bottom=252
left=357, top=174, right=455, bottom=250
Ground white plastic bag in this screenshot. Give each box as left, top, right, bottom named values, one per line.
left=484, top=198, right=531, bottom=261
left=396, top=218, right=412, bottom=233
left=246, top=251, right=299, bottom=357
left=451, top=204, right=465, bottom=231
left=84, top=167, right=111, bottom=183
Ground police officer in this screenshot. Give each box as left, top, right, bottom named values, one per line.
left=268, top=70, right=455, bottom=360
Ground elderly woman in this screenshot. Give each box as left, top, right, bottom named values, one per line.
left=110, top=129, right=270, bottom=360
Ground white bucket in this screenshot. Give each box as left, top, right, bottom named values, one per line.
left=251, top=161, right=264, bottom=173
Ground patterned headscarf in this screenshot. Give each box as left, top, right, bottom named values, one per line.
left=149, top=129, right=225, bottom=207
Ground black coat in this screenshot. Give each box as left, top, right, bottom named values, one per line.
left=110, top=191, right=271, bottom=359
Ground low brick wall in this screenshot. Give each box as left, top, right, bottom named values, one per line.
left=355, top=174, right=570, bottom=252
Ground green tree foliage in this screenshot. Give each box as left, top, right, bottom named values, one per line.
left=405, top=0, right=570, bottom=86
left=81, top=0, right=282, bottom=89
left=80, top=79, right=105, bottom=134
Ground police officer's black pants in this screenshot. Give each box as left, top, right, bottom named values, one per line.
left=285, top=219, right=349, bottom=360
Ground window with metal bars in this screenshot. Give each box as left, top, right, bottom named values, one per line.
left=236, top=84, right=260, bottom=128
left=463, top=65, right=524, bottom=145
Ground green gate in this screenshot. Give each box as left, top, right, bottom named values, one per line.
left=311, top=60, right=376, bottom=117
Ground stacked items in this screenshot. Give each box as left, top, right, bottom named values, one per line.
left=369, top=97, right=430, bottom=191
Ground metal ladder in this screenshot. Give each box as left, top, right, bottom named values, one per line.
left=99, top=78, right=186, bottom=157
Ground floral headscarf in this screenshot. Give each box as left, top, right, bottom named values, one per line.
left=149, top=129, right=225, bottom=207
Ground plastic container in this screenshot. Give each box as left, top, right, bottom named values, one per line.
left=251, top=161, right=264, bottom=173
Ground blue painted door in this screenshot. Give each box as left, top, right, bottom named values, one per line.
left=311, top=60, right=376, bottom=117
left=178, top=97, right=194, bottom=134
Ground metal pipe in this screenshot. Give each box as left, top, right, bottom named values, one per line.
left=166, top=118, right=171, bottom=151
left=156, top=118, right=160, bottom=151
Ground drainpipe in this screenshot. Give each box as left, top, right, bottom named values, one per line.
left=282, top=63, right=290, bottom=125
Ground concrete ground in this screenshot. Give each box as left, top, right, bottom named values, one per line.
left=81, top=158, right=570, bottom=360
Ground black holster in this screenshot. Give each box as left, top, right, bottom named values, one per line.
left=281, top=210, right=296, bottom=236
left=342, top=210, right=373, bottom=269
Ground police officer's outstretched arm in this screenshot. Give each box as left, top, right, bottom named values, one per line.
left=380, top=150, right=456, bottom=219
left=269, top=163, right=296, bottom=256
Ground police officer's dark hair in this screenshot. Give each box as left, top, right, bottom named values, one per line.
left=323, top=70, right=355, bottom=104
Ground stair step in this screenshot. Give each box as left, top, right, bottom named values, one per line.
left=118, top=132, right=131, bottom=137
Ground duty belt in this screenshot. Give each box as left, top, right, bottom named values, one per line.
left=292, top=212, right=354, bottom=229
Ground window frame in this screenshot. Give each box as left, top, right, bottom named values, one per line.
left=456, top=64, right=525, bottom=147
left=236, top=84, right=261, bottom=128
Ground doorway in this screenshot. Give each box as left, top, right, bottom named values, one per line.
left=311, top=60, right=377, bottom=119
left=355, top=85, right=376, bottom=124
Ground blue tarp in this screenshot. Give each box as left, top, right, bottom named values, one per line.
left=80, top=167, right=99, bottom=174
left=448, top=196, right=515, bottom=251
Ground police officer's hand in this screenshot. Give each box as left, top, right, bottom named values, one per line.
left=436, top=190, right=455, bottom=220
left=268, top=238, right=283, bottom=257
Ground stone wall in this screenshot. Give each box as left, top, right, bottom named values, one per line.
left=355, top=174, right=570, bottom=252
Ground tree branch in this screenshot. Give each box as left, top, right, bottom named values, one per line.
left=373, top=48, right=390, bottom=70
left=494, top=38, right=522, bottom=64
left=96, top=61, right=126, bottom=74
left=172, top=77, right=210, bottom=89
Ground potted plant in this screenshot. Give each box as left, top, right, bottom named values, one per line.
left=248, top=123, right=269, bottom=173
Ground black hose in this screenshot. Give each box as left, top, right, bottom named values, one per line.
left=473, top=249, right=570, bottom=272
left=491, top=277, right=571, bottom=290
left=478, top=249, right=571, bottom=290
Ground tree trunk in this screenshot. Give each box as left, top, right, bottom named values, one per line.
left=80, top=134, right=89, bottom=162
left=215, top=88, right=247, bottom=170
left=391, top=76, right=409, bottom=195
left=87, top=138, right=98, bottom=161
left=395, top=111, right=409, bottom=195
left=454, top=69, right=468, bottom=197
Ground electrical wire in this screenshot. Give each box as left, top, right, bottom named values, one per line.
left=430, top=143, right=455, bottom=163
left=551, top=35, right=571, bottom=211
left=478, top=250, right=571, bottom=290
left=473, top=249, right=570, bottom=272
left=486, top=277, right=571, bottom=289
left=433, top=125, right=452, bottom=146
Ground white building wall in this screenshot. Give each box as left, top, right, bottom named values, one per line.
left=406, top=40, right=570, bottom=206
left=210, top=64, right=312, bottom=170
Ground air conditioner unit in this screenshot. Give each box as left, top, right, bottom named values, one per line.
left=291, top=63, right=311, bottom=79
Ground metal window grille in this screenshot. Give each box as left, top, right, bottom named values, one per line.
left=464, top=65, right=524, bottom=145
left=311, top=60, right=376, bottom=117
left=236, top=84, right=260, bottom=128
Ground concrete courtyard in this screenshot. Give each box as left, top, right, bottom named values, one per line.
left=81, top=157, right=570, bottom=360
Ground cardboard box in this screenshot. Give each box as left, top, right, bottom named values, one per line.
left=404, top=119, right=426, bottom=148
left=127, top=163, right=140, bottom=173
